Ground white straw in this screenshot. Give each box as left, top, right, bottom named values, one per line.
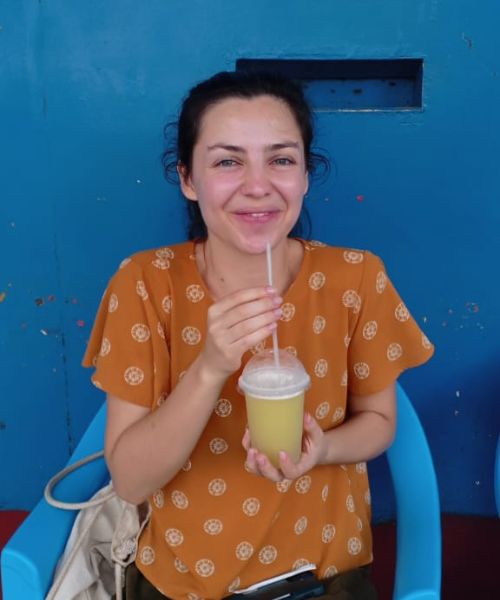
left=266, top=242, right=280, bottom=368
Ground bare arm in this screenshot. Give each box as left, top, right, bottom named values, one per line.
left=105, top=286, right=282, bottom=504
left=319, top=382, right=397, bottom=464
left=244, top=382, right=397, bottom=481
left=105, top=355, right=226, bottom=504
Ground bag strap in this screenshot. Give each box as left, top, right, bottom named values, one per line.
left=44, top=450, right=116, bottom=510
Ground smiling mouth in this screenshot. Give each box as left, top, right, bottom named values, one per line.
left=241, top=212, right=271, bottom=217
left=233, top=211, right=280, bottom=224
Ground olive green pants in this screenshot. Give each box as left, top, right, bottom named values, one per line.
left=115, top=563, right=378, bottom=599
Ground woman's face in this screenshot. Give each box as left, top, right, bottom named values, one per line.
left=180, top=95, right=309, bottom=255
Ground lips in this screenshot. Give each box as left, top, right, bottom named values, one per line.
left=233, top=210, right=280, bottom=224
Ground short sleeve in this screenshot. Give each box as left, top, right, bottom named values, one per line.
left=347, top=252, right=434, bottom=395
left=82, top=258, right=170, bottom=408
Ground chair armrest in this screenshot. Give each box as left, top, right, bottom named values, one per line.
left=1, top=403, right=109, bottom=600
left=387, top=384, right=441, bottom=600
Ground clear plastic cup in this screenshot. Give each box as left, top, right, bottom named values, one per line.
left=238, top=349, right=311, bottom=468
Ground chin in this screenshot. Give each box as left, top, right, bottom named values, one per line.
left=239, top=228, right=297, bottom=255
left=238, top=238, right=269, bottom=255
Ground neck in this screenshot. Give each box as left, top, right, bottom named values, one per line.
left=197, top=237, right=296, bottom=299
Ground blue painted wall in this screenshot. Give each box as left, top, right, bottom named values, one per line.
left=1, top=0, right=498, bottom=517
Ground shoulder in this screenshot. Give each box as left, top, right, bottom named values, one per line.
left=123, top=241, right=194, bottom=271
left=104, top=241, right=196, bottom=304
left=301, top=239, right=385, bottom=284
left=109, top=241, right=195, bottom=281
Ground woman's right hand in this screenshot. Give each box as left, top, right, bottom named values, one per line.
left=198, top=286, right=282, bottom=379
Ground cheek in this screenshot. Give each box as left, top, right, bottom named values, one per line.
left=198, top=176, right=239, bottom=205
left=193, top=183, right=229, bottom=221
left=279, top=176, right=308, bottom=200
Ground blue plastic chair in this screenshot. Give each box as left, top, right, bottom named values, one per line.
left=1, top=383, right=441, bottom=599
left=495, top=434, right=500, bottom=517
left=385, top=384, right=441, bottom=600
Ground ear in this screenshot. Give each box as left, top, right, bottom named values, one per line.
left=177, top=164, right=198, bottom=201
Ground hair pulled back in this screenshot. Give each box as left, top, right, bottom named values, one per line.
left=162, top=71, right=329, bottom=239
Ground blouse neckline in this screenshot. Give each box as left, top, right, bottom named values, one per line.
left=187, top=238, right=311, bottom=306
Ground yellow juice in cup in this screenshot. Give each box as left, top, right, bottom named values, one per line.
left=239, top=349, right=310, bottom=469
left=245, top=391, right=304, bottom=467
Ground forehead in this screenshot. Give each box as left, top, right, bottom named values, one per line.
left=197, top=95, right=302, bottom=142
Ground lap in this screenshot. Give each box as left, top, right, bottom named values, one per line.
left=319, top=565, right=378, bottom=599
left=116, top=562, right=378, bottom=599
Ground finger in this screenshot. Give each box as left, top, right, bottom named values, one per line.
left=201, top=308, right=280, bottom=376
left=254, top=452, right=284, bottom=482
left=242, top=428, right=251, bottom=451
left=227, top=307, right=281, bottom=344
left=280, top=450, right=318, bottom=480
left=301, top=412, right=324, bottom=453
left=225, top=296, right=282, bottom=331
left=244, top=447, right=260, bottom=475
left=229, top=321, right=278, bottom=357
left=210, top=287, right=278, bottom=319
left=208, top=296, right=281, bottom=347
left=278, top=450, right=306, bottom=480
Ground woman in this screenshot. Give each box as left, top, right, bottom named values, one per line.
left=83, top=71, right=434, bottom=599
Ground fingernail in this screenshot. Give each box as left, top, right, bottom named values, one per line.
left=268, top=322, right=277, bottom=331
left=265, top=286, right=276, bottom=295
left=273, top=308, right=282, bottom=317
left=272, top=296, right=283, bottom=307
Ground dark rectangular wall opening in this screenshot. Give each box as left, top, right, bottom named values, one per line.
left=235, top=59, right=423, bottom=111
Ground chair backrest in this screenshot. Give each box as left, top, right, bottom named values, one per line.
left=0, top=402, right=109, bottom=600
left=387, top=383, right=441, bottom=600
left=495, top=434, right=500, bottom=517
left=1, top=385, right=441, bottom=600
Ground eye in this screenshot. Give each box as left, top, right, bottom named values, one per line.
left=272, top=157, right=295, bottom=166
left=215, top=159, right=238, bottom=167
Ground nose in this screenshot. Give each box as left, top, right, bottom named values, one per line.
left=240, top=163, right=272, bottom=198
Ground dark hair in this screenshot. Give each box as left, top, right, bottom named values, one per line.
left=162, top=70, right=329, bottom=239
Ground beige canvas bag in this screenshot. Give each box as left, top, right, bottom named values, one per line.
left=44, top=451, right=151, bottom=600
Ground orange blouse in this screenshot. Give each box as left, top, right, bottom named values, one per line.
left=83, top=239, right=434, bottom=599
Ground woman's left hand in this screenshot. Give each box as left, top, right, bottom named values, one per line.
left=242, top=412, right=326, bottom=482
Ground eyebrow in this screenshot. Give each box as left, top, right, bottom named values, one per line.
left=207, top=141, right=301, bottom=153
